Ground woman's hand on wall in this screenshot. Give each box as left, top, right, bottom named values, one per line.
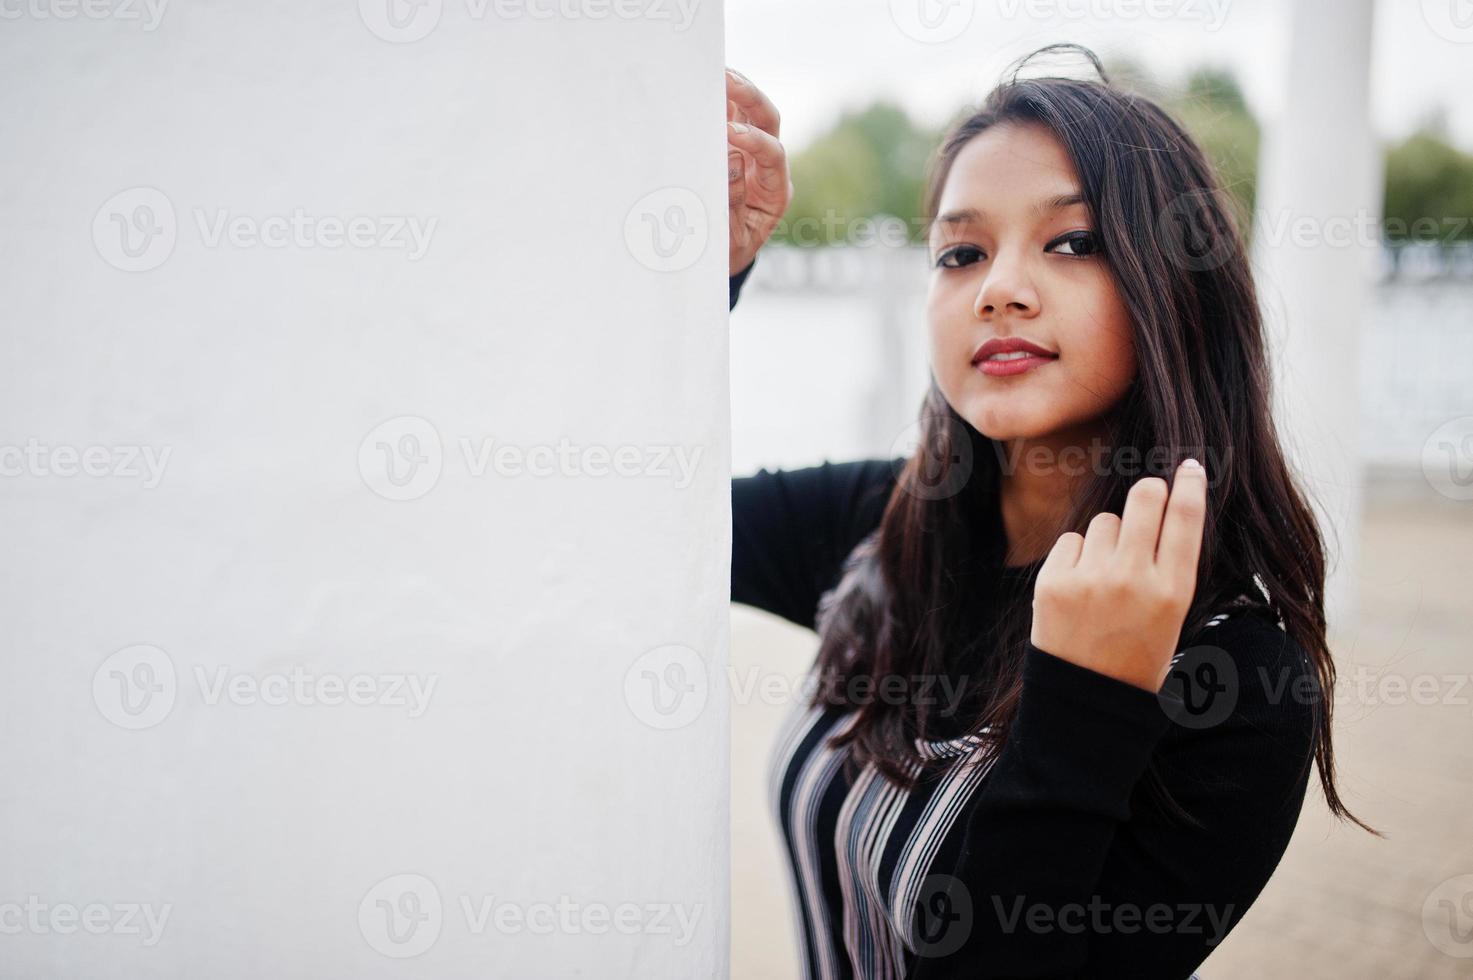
left=1029, top=459, right=1209, bottom=693
left=726, top=67, right=792, bottom=277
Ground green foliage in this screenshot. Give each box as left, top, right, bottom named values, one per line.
left=1163, top=66, right=1260, bottom=233
left=775, top=101, right=940, bottom=247
left=1383, top=132, right=1473, bottom=242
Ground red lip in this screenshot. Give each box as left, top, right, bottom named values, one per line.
left=971, top=337, right=1058, bottom=364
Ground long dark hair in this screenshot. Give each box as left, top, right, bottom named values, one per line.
left=809, top=43, right=1378, bottom=836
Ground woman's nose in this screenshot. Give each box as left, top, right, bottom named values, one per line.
left=973, top=253, right=1037, bottom=319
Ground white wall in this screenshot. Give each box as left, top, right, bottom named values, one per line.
left=0, top=2, right=729, bottom=976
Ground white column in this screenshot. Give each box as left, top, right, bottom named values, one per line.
left=1250, top=0, right=1381, bottom=636
left=0, top=3, right=729, bottom=977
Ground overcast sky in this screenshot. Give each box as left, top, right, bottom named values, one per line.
left=726, top=0, right=1473, bottom=155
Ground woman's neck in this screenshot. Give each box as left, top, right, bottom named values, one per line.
left=995, top=421, right=1111, bottom=566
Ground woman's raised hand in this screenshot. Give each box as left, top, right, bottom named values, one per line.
left=1029, top=459, right=1210, bottom=693
left=727, top=67, right=793, bottom=277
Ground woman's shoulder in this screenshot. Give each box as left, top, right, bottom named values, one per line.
left=1164, top=597, right=1320, bottom=756
left=733, top=455, right=906, bottom=524
left=731, top=456, right=908, bottom=631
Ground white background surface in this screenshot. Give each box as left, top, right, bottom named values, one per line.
left=0, top=2, right=730, bottom=976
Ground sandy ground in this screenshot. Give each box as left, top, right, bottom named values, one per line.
left=730, top=471, right=1473, bottom=978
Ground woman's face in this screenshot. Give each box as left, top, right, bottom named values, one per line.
left=926, top=121, right=1136, bottom=448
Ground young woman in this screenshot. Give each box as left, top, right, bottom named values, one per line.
left=724, top=45, right=1378, bottom=979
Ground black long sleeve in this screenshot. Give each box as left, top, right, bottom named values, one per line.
left=730, top=457, right=901, bottom=631
left=730, top=255, right=756, bottom=311
left=909, top=614, right=1315, bottom=977
left=730, top=456, right=1318, bottom=977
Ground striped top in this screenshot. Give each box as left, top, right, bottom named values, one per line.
left=731, top=455, right=1317, bottom=979
left=767, top=612, right=1229, bottom=979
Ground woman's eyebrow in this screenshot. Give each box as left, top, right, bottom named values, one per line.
left=934, top=192, right=1087, bottom=229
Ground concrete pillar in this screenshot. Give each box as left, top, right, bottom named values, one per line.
left=1250, top=0, right=1381, bottom=636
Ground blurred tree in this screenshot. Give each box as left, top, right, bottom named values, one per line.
left=1163, top=66, right=1260, bottom=234
left=1383, top=126, right=1473, bottom=243
left=775, top=101, right=937, bottom=247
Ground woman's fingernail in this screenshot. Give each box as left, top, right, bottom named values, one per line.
left=1181, top=457, right=1202, bottom=470
left=729, top=121, right=749, bottom=134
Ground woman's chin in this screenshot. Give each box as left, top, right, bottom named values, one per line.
left=955, top=397, right=1060, bottom=445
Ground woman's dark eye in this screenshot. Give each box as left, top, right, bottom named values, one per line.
left=1050, top=231, right=1101, bottom=257
left=935, top=245, right=983, bottom=269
